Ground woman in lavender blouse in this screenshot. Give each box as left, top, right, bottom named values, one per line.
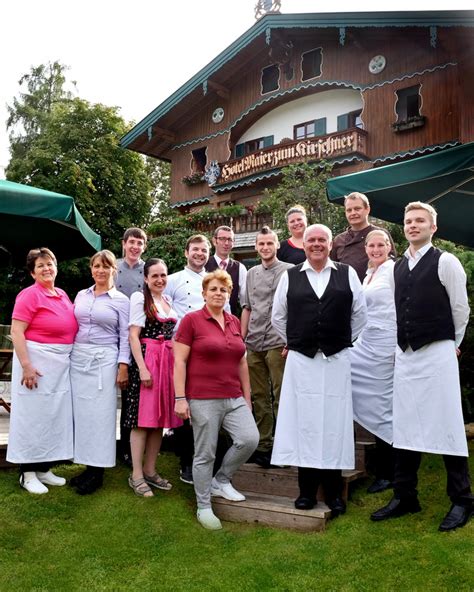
left=70, top=250, right=130, bottom=494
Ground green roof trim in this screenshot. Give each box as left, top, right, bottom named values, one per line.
left=121, top=11, right=473, bottom=149
left=170, top=196, right=211, bottom=209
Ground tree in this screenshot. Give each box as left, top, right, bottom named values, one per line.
left=258, top=162, right=347, bottom=237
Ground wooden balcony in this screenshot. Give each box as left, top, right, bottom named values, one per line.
left=193, top=212, right=274, bottom=236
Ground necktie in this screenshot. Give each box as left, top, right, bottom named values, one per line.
left=220, top=260, right=227, bottom=270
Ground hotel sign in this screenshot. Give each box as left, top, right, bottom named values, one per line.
left=220, top=129, right=367, bottom=184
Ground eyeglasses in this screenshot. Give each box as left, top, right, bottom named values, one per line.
left=216, top=237, right=234, bottom=243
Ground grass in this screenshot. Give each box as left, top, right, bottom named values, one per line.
left=0, top=444, right=472, bottom=592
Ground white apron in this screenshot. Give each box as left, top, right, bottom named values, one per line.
left=271, top=349, right=355, bottom=470
left=351, top=327, right=395, bottom=443
left=7, top=341, right=73, bottom=464
left=71, top=343, right=118, bottom=467
left=393, top=340, right=468, bottom=456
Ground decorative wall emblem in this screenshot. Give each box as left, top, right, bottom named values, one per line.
left=204, top=160, right=221, bottom=186
left=212, top=107, right=225, bottom=124
left=369, top=55, right=386, bottom=74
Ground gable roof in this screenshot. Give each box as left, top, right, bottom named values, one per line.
left=121, top=10, right=474, bottom=152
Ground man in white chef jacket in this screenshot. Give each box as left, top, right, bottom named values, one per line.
left=271, top=224, right=367, bottom=516
left=371, top=201, right=472, bottom=532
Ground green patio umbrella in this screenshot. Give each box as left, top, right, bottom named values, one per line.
left=0, top=179, right=101, bottom=261
left=326, top=142, right=474, bottom=248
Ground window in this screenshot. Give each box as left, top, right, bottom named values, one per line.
left=192, top=147, right=207, bottom=172
left=261, top=64, right=280, bottom=94
left=337, top=110, right=363, bottom=132
left=294, top=118, right=327, bottom=140
left=395, top=85, right=421, bottom=121
left=301, top=48, right=322, bottom=81
left=235, top=136, right=274, bottom=158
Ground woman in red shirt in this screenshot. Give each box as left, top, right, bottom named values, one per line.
left=174, top=270, right=259, bottom=530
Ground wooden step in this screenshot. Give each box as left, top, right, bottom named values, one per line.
left=212, top=490, right=330, bottom=532
left=233, top=463, right=366, bottom=502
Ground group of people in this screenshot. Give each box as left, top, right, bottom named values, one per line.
left=6, top=194, right=472, bottom=533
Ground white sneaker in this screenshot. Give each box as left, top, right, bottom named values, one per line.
left=37, top=470, right=66, bottom=487
left=197, top=508, right=223, bottom=530
left=20, top=472, right=48, bottom=494
left=211, top=478, right=245, bottom=502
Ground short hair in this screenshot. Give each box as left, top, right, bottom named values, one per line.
left=365, top=229, right=391, bottom=246
left=404, top=201, right=437, bottom=225
left=344, top=192, right=370, bottom=208
left=90, top=249, right=117, bottom=269
left=202, top=269, right=233, bottom=293
left=122, top=227, right=147, bottom=244
left=285, top=205, right=307, bottom=221
left=185, top=234, right=211, bottom=251
left=26, top=248, right=57, bottom=272
left=256, top=225, right=279, bottom=244
left=303, top=224, right=333, bottom=242
left=213, top=225, right=234, bottom=238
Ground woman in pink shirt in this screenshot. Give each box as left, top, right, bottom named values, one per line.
left=7, top=248, right=78, bottom=494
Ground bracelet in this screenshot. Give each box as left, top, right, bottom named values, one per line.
left=175, top=396, right=187, bottom=401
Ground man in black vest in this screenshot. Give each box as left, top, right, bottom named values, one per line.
left=205, top=226, right=247, bottom=315
left=271, top=224, right=367, bottom=516
left=371, top=201, right=472, bottom=531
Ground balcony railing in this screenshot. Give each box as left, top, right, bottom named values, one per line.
left=193, top=212, right=274, bottom=235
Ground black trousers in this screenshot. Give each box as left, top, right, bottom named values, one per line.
left=174, top=419, right=194, bottom=470
left=297, top=467, right=343, bottom=502
left=119, top=388, right=131, bottom=460
left=374, top=436, right=394, bottom=481
left=20, top=462, right=52, bottom=474
left=393, top=448, right=473, bottom=506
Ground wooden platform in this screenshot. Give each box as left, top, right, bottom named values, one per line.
left=212, top=490, right=330, bottom=532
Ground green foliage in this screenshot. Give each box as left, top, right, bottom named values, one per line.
left=258, top=162, right=347, bottom=237
left=146, top=229, right=195, bottom=275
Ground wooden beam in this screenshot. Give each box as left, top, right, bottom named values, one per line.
left=151, top=125, right=176, bottom=143
left=207, top=80, right=229, bottom=100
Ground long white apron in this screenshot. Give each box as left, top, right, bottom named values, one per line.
left=71, top=343, right=118, bottom=467
left=7, top=341, right=73, bottom=464
left=393, top=340, right=468, bottom=456
left=351, top=327, right=395, bottom=444
left=271, top=349, right=355, bottom=469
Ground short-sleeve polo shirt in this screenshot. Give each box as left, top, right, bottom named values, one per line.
left=174, top=306, right=245, bottom=399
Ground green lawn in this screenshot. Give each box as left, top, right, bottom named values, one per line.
left=0, top=445, right=472, bottom=592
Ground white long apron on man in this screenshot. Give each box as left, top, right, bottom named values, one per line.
left=7, top=341, right=73, bottom=464
left=393, top=340, right=468, bottom=457
left=71, top=343, right=119, bottom=467
left=271, top=348, right=355, bottom=469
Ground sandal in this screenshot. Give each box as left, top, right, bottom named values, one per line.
left=144, top=472, right=172, bottom=491
left=128, top=475, right=154, bottom=497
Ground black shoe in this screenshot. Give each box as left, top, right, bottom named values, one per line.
left=75, top=473, right=103, bottom=495
left=371, top=497, right=421, bottom=521
left=367, top=479, right=392, bottom=494
left=180, top=466, right=193, bottom=485
left=327, top=498, right=346, bottom=518
left=120, top=453, right=133, bottom=468
left=294, top=496, right=315, bottom=510
left=438, top=504, right=472, bottom=532
left=252, top=451, right=272, bottom=469
left=69, top=468, right=92, bottom=488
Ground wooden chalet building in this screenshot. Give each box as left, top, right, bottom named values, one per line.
left=122, top=9, right=474, bottom=250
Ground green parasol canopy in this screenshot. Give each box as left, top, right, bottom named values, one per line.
left=326, top=142, right=474, bottom=248
left=0, top=179, right=101, bottom=261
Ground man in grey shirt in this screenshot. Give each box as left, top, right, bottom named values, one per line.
left=116, top=227, right=147, bottom=466
left=241, top=226, right=293, bottom=468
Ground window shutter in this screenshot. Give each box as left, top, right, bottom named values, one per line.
left=263, top=135, right=274, bottom=148
left=235, top=143, right=245, bottom=158
left=314, top=118, right=327, bottom=136
left=337, top=114, right=349, bottom=132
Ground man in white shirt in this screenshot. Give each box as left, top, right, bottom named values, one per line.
left=164, top=234, right=211, bottom=484
left=371, top=201, right=472, bottom=531
left=205, top=225, right=247, bottom=315
left=271, top=224, right=367, bottom=517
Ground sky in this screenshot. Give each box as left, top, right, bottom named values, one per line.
left=1, top=0, right=471, bottom=177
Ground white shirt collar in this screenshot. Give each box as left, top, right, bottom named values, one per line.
left=184, top=266, right=207, bottom=277
left=214, top=254, right=229, bottom=265
left=86, top=285, right=120, bottom=298
left=301, top=258, right=337, bottom=273
left=404, top=242, right=432, bottom=262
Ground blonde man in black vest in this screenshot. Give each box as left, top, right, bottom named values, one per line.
left=371, top=202, right=472, bottom=531
left=271, top=224, right=367, bottom=516
left=205, top=226, right=247, bottom=316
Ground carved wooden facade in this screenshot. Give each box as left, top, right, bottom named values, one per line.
left=122, top=11, right=474, bottom=212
